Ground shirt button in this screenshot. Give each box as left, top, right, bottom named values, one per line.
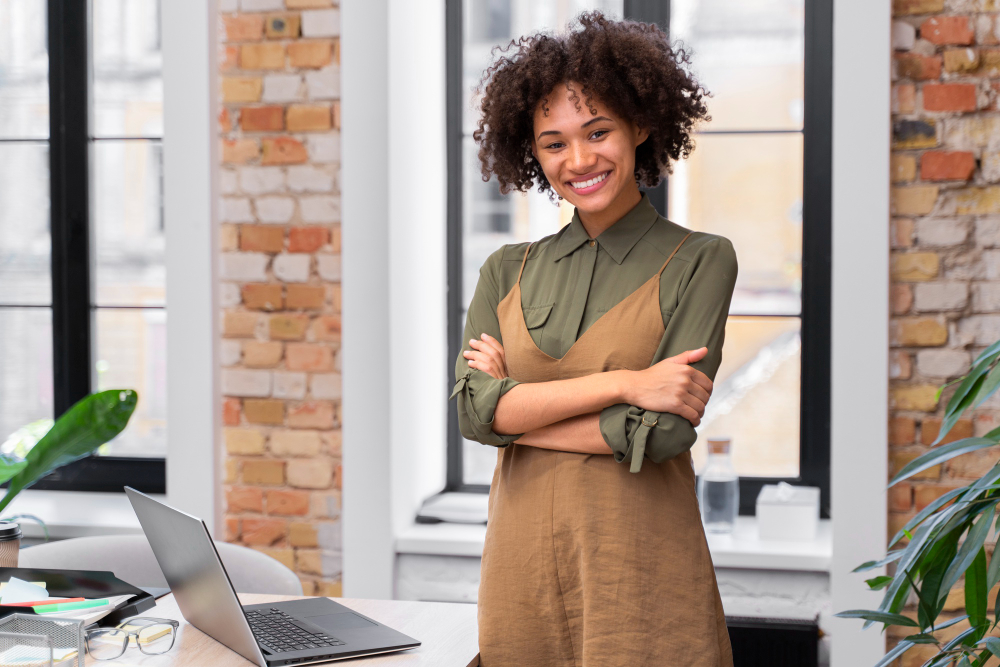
left=589, top=240, right=596, bottom=247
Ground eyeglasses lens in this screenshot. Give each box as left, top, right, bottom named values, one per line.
left=87, top=629, right=128, bottom=660
left=137, top=624, right=176, bottom=654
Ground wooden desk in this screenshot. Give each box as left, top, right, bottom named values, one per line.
left=88, top=594, right=479, bottom=667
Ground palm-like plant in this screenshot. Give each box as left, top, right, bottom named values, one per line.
left=836, top=339, right=1000, bottom=666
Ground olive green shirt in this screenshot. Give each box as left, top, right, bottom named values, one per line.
left=450, top=193, right=739, bottom=472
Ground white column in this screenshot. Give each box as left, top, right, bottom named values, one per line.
left=829, top=0, right=891, bottom=663
left=161, top=0, right=220, bottom=533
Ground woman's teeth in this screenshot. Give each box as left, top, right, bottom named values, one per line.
left=570, top=172, right=607, bottom=189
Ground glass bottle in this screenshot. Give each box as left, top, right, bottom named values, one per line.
left=697, top=437, right=739, bottom=534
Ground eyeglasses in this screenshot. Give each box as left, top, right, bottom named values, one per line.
left=84, top=616, right=180, bottom=660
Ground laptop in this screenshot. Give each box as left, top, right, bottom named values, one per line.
left=124, top=487, right=421, bottom=665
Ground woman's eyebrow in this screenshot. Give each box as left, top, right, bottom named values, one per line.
left=536, top=116, right=614, bottom=140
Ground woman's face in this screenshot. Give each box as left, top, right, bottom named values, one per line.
left=530, top=82, right=648, bottom=218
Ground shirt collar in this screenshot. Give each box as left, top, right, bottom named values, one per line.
left=552, top=192, right=660, bottom=265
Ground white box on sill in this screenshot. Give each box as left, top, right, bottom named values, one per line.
left=756, top=482, right=820, bottom=541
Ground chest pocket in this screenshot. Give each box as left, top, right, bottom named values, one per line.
left=523, top=303, right=554, bottom=329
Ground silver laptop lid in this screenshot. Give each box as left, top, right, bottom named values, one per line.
left=125, top=487, right=268, bottom=667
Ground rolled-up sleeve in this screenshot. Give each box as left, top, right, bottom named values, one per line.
left=449, top=246, right=523, bottom=447
left=600, top=236, right=738, bottom=472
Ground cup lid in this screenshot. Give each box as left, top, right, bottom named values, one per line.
left=707, top=437, right=731, bottom=454
left=0, top=522, right=22, bottom=540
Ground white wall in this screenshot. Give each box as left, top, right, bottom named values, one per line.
left=341, top=0, right=448, bottom=599
left=162, top=0, right=220, bottom=533
left=829, top=0, right=891, bottom=663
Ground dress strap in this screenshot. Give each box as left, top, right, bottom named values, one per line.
left=516, top=243, right=534, bottom=285
left=657, top=232, right=694, bottom=276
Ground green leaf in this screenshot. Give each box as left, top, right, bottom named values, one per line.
left=866, top=575, right=893, bottom=590
left=942, top=626, right=981, bottom=652
left=889, top=486, right=969, bottom=547
left=938, top=371, right=990, bottom=446
left=987, top=536, right=1000, bottom=593
left=967, top=547, right=989, bottom=640
left=918, top=527, right=961, bottom=628
left=931, top=614, right=969, bottom=632
left=983, top=637, right=1000, bottom=655
left=902, top=632, right=938, bottom=644
left=854, top=550, right=905, bottom=572
left=834, top=609, right=919, bottom=626
left=939, top=503, right=1000, bottom=605
left=873, top=640, right=914, bottom=667
left=890, top=438, right=999, bottom=487
left=0, top=390, right=137, bottom=513
left=972, top=340, right=1000, bottom=369
left=0, top=455, right=27, bottom=486
left=974, top=364, right=1000, bottom=409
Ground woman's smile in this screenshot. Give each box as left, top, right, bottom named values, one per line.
left=567, top=169, right=611, bottom=195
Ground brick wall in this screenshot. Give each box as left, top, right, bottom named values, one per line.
left=889, top=0, right=1000, bottom=660
left=217, top=0, right=342, bottom=597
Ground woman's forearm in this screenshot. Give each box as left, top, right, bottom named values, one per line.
left=492, top=370, right=630, bottom=435
left=514, top=413, right=611, bottom=454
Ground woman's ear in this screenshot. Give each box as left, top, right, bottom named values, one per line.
left=530, top=138, right=538, bottom=161
left=636, top=125, right=650, bottom=146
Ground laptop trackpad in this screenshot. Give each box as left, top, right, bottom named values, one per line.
left=305, top=612, right=377, bottom=632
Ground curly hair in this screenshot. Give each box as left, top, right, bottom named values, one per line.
left=473, top=11, right=711, bottom=196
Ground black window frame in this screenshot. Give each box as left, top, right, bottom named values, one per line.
left=445, top=0, right=831, bottom=517
left=0, top=0, right=165, bottom=494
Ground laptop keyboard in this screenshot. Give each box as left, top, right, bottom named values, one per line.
left=246, top=608, right=346, bottom=653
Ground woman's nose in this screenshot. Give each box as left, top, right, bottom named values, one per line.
left=567, top=142, right=597, bottom=173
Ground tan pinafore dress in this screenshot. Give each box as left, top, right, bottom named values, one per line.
left=478, top=234, right=733, bottom=667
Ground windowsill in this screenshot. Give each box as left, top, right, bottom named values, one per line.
left=397, top=494, right=832, bottom=572
left=2, top=489, right=154, bottom=540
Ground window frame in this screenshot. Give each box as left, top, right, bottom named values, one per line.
left=444, top=0, right=831, bottom=517
left=18, top=0, right=166, bottom=494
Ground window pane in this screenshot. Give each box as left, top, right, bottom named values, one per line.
left=0, top=142, right=50, bottom=305
left=670, top=0, right=804, bottom=131
left=91, top=0, right=163, bottom=138
left=690, top=316, right=800, bottom=478
left=94, top=308, right=166, bottom=457
left=0, top=0, right=49, bottom=139
left=92, top=139, right=165, bottom=307
left=668, top=132, right=802, bottom=316
left=0, top=308, right=53, bottom=443
left=462, top=0, right=625, bottom=134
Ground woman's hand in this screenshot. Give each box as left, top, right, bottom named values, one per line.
left=625, top=347, right=714, bottom=426
left=463, top=333, right=508, bottom=380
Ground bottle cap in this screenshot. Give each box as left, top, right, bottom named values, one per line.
left=707, top=437, right=731, bottom=455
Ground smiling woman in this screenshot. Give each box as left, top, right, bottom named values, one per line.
left=450, top=10, right=738, bottom=667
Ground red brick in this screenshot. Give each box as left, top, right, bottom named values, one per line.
left=240, top=106, right=285, bottom=132
left=894, top=53, right=942, bottom=81
left=889, top=484, right=913, bottom=513
left=287, top=41, right=333, bottom=69
left=222, top=139, right=260, bottom=164
left=287, top=402, right=335, bottom=429
left=288, top=226, right=329, bottom=253
left=221, top=45, right=240, bottom=72
left=923, top=84, right=978, bottom=112
left=286, top=285, right=325, bottom=310
left=241, top=517, right=288, bottom=546
left=914, top=484, right=962, bottom=511
left=920, top=150, right=976, bottom=181
left=920, top=417, right=974, bottom=445
left=311, top=316, right=341, bottom=341
left=261, top=137, right=308, bottom=165
left=223, top=398, right=242, bottom=426
left=244, top=399, right=285, bottom=425
left=219, top=108, right=233, bottom=134
left=889, top=416, right=916, bottom=446
left=242, top=459, right=286, bottom=486
left=920, top=16, right=974, bottom=46
left=240, top=224, right=285, bottom=252
left=223, top=14, right=265, bottom=42
left=225, top=517, right=240, bottom=542
left=331, top=100, right=340, bottom=130
left=242, top=283, right=284, bottom=311
left=269, top=314, right=310, bottom=340
left=266, top=489, right=310, bottom=516
left=286, top=343, right=334, bottom=371
left=227, top=486, right=264, bottom=513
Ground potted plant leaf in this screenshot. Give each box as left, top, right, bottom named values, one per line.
left=0, top=390, right=138, bottom=523
left=835, top=339, right=1000, bottom=666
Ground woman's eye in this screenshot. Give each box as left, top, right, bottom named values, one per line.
left=591, top=130, right=609, bottom=139
left=545, top=142, right=564, bottom=150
